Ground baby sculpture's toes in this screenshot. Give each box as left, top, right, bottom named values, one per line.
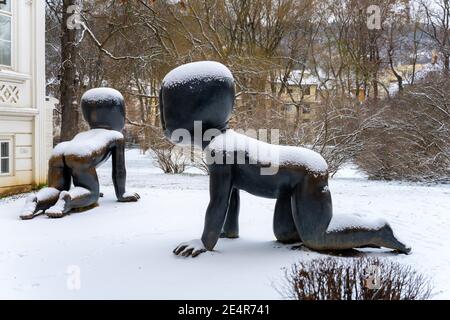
left=173, top=240, right=207, bottom=258
left=46, top=209, right=65, bottom=219
left=20, top=196, right=38, bottom=220
left=46, top=192, right=70, bottom=219
left=20, top=212, right=36, bottom=220
left=20, top=211, right=37, bottom=220
left=118, top=192, right=140, bottom=202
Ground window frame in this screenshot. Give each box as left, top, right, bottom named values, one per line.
left=0, top=137, right=13, bottom=176
left=302, top=105, right=311, bottom=114
left=303, top=85, right=311, bottom=96
left=0, top=0, right=13, bottom=69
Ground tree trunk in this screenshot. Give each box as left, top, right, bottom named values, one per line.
left=60, top=0, right=80, bottom=142
left=444, top=54, right=450, bottom=74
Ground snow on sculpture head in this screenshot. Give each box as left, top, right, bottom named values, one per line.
left=81, top=87, right=126, bottom=132
left=160, top=61, right=235, bottom=147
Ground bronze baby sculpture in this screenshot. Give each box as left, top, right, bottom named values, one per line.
left=20, top=88, right=139, bottom=220
left=159, top=61, right=411, bottom=257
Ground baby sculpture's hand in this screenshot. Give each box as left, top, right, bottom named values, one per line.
left=173, top=239, right=207, bottom=257
left=118, top=192, right=140, bottom=202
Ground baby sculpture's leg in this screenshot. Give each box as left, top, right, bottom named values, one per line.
left=291, top=175, right=411, bottom=254
left=20, top=155, right=71, bottom=220
left=220, top=188, right=240, bottom=239
left=46, top=167, right=100, bottom=218
left=273, top=193, right=302, bottom=244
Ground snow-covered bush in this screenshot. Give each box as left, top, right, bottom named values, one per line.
left=277, top=93, right=379, bottom=175
left=279, top=257, right=431, bottom=300
left=152, top=143, right=189, bottom=174
left=357, top=75, right=450, bottom=182
left=190, top=148, right=210, bottom=174
left=141, top=127, right=189, bottom=174
left=301, top=93, right=372, bottom=175
left=233, top=91, right=372, bottom=175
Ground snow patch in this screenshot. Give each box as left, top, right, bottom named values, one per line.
left=207, top=130, right=328, bottom=174
left=36, top=188, right=60, bottom=201
left=52, top=129, right=123, bottom=157
left=327, top=214, right=387, bottom=233
left=68, top=187, right=91, bottom=199
left=333, top=163, right=368, bottom=180
left=162, top=61, right=234, bottom=88
left=414, top=63, right=442, bottom=82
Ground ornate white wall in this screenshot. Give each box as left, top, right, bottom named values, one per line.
left=0, top=0, right=51, bottom=195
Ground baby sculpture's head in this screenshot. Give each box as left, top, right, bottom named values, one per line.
left=160, top=61, right=235, bottom=147
left=81, top=88, right=125, bottom=132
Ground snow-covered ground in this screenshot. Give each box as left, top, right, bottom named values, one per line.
left=0, top=150, right=449, bottom=299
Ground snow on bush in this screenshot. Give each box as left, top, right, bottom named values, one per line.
left=279, top=257, right=432, bottom=300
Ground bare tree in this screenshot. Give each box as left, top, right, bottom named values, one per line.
left=420, top=0, right=450, bottom=72
left=58, top=0, right=82, bottom=141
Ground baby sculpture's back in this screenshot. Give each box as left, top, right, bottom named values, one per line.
left=52, top=129, right=123, bottom=165
left=207, top=129, right=329, bottom=175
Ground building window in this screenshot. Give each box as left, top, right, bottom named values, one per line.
left=302, top=106, right=311, bottom=114
left=0, top=0, right=12, bottom=67
left=303, top=86, right=311, bottom=96
left=283, top=104, right=296, bottom=113
left=0, top=139, right=12, bottom=175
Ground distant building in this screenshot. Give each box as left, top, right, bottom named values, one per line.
left=272, top=69, right=322, bottom=123
left=0, top=1, right=53, bottom=196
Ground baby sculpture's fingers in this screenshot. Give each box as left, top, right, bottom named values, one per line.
left=173, top=243, right=188, bottom=255
left=173, top=240, right=207, bottom=258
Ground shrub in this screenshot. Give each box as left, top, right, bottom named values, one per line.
left=279, top=257, right=431, bottom=300
left=357, top=75, right=450, bottom=182
left=152, top=142, right=189, bottom=174
left=139, top=125, right=189, bottom=174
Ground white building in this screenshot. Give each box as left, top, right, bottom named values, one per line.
left=0, top=0, right=53, bottom=196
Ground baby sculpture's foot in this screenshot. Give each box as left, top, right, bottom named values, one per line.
left=220, top=231, right=239, bottom=239
left=20, top=195, right=38, bottom=220
left=46, top=191, right=70, bottom=218
left=380, top=224, right=411, bottom=254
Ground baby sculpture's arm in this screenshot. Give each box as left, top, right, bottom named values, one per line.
left=112, top=138, right=140, bottom=202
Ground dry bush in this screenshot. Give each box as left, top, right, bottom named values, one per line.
left=279, top=257, right=432, bottom=300
left=231, top=92, right=373, bottom=176
left=357, top=75, right=450, bottom=182
left=142, top=127, right=189, bottom=174
left=303, top=93, right=371, bottom=175
left=276, top=93, right=379, bottom=175
left=152, top=144, right=189, bottom=174
left=190, top=148, right=210, bottom=175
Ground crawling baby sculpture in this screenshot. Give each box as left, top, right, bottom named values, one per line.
left=159, top=61, right=411, bottom=257
left=20, top=88, right=139, bottom=220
